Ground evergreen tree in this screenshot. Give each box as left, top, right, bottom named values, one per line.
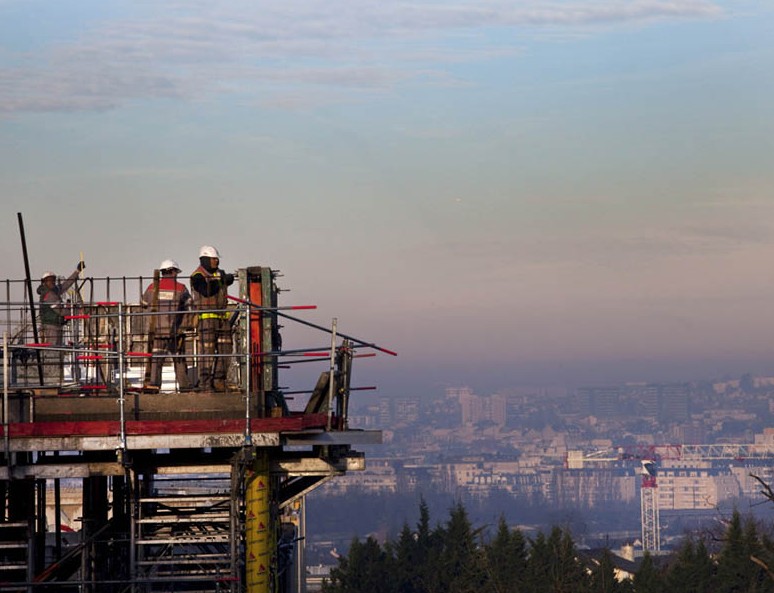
left=482, top=515, right=528, bottom=593
left=556, top=527, right=590, bottom=593
left=588, top=549, right=628, bottom=593
left=393, top=523, right=420, bottom=593
left=524, top=530, right=550, bottom=593
left=754, top=532, right=774, bottom=586
left=434, top=502, right=485, bottom=593
left=323, top=536, right=395, bottom=593
left=417, top=497, right=431, bottom=545
left=588, top=549, right=615, bottom=593
left=713, top=510, right=770, bottom=592
left=526, top=527, right=589, bottom=593
left=742, top=515, right=768, bottom=592
left=414, top=497, right=438, bottom=593
left=692, top=540, right=714, bottom=593
left=632, top=552, right=664, bottom=593
left=664, top=537, right=713, bottom=593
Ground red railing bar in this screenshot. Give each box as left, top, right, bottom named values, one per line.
left=227, top=295, right=317, bottom=311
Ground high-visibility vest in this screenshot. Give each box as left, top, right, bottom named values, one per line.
left=191, top=265, right=228, bottom=318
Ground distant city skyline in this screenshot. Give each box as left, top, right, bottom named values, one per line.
left=2, top=1, right=774, bottom=393
left=326, top=372, right=774, bottom=554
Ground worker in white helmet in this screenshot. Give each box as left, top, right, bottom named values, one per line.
left=36, top=261, right=85, bottom=383
left=190, top=246, right=235, bottom=392
left=142, top=259, right=193, bottom=391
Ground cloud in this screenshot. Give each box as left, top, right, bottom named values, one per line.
left=409, top=212, right=774, bottom=281
left=0, top=63, right=185, bottom=113
left=0, top=0, right=724, bottom=114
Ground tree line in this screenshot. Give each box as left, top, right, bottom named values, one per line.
left=322, top=501, right=774, bottom=593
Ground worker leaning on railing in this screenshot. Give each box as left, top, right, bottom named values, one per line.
left=190, top=245, right=234, bottom=393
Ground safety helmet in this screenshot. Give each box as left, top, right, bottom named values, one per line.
left=199, top=245, right=220, bottom=259
left=159, top=259, right=181, bottom=273
left=41, top=271, right=56, bottom=280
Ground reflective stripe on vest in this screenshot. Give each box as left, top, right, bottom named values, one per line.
left=200, top=312, right=229, bottom=320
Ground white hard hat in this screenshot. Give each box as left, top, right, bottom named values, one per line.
left=159, top=259, right=181, bottom=273
left=199, top=245, right=220, bottom=258
left=41, top=271, right=56, bottom=280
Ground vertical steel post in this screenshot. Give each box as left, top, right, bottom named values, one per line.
left=117, top=303, right=127, bottom=454
left=3, top=332, right=9, bottom=465
left=298, top=497, right=307, bottom=593
left=337, top=340, right=353, bottom=429
left=326, top=318, right=337, bottom=431
left=54, top=470, right=61, bottom=560
left=128, top=468, right=138, bottom=593
left=244, top=303, right=252, bottom=446
left=230, top=460, right=241, bottom=591
left=4, top=281, right=9, bottom=348
left=35, top=479, right=46, bottom=574
left=16, top=212, right=43, bottom=385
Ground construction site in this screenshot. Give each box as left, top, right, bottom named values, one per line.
left=0, top=238, right=389, bottom=592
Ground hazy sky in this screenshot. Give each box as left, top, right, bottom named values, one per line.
left=2, top=1, right=774, bottom=395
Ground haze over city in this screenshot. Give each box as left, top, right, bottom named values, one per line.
left=2, top=1, right=774, bottom=393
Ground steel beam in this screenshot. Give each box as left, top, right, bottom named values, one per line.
left=3, top=431, right=279, bottom=452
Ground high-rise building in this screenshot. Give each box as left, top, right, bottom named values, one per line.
left=641, top=384, right=660, bottom=418
left=393, top=397, right=420, bottom=426
left=578, top=386, right=621, bottom=418
left=447, top=387, right=506, bottom=427
left=378, top=397, right=392, bottom=426
left=489, top=393, right=508, bottom=427
left=660, top=383, right=690, bottom=422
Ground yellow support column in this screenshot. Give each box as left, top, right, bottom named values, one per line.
left=245, top=452, right=271, bottom=593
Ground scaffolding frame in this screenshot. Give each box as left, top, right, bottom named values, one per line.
left=0, top=267, right=384, bottom=592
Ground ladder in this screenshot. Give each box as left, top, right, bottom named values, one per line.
left=132, top=476, right=240, bottom=592
left=0, top=520, right=30, bottom=590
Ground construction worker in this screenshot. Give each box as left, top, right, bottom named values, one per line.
left=37, top=262, right=85, bottom=382
left=142, top=259, right=193, bottom=391
left=191, top=246, right=234, bottom=392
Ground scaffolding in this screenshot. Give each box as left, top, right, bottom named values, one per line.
left=0, top=266, right=386, bottom=592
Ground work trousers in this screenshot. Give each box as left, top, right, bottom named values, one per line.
left=149, top=335, right=191, bottom=390
left=40, top=322, right=65, bottom=384
left=197, top=317, right=232, bottom=391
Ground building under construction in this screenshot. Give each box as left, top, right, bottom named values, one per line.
left=0, top=264, right=387, bottom=592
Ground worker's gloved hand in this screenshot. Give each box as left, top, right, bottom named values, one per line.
left=77, top=261, right=86, bottom=271
left=224, top=273, right=235, bottom=285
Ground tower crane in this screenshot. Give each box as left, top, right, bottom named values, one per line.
left=639, top=458, right=659, bottom=552
left=567, top=442, right=774, bottom=553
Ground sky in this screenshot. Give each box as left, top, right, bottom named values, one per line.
left=1, top=1, right=774, bottom=396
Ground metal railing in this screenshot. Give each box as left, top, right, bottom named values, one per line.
left=0, top=302, right=246, bottom=393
